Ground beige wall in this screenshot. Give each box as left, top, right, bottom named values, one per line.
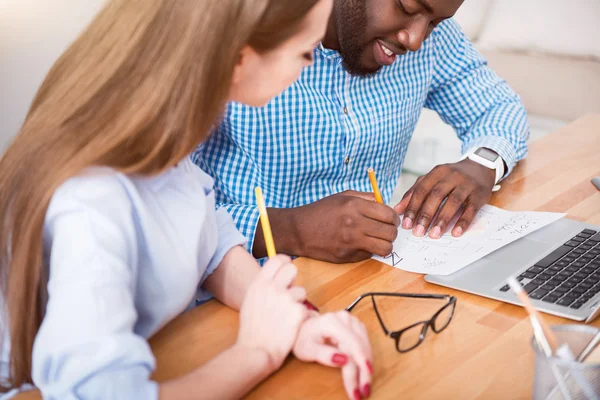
left=0, top=0, right=106, bottom=151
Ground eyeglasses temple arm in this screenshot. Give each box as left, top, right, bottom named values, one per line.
left=370, top=296, right=392, bottom=336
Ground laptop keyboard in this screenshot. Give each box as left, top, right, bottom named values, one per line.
left=499, top=229, right=600, bottom=310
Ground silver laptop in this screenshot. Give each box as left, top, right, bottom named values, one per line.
left=425, top=218, right=600, bottom=322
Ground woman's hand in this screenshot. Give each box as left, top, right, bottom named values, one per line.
left=293, top=311, right=373, bottom=399
left=236, top=255, right=309, bottom=372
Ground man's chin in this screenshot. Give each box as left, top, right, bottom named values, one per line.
left=341, top=58, right=381, bottom=78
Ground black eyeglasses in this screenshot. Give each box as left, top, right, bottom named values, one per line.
left=346, top=292, right=457, bottom=353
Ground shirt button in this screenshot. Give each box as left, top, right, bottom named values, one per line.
left=343, top=107, right=348, bottom=114
left=344, top=156, right=351, bottom=165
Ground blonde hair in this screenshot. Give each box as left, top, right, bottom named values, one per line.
left=0, top=0, right=319, bottom=390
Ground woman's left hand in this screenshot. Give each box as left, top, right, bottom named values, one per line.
left=292, top=311, right=373, bottom=399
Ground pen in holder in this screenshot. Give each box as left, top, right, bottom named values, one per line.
left=507, top=278, right=599, bottom=399
left=532, top=325, right=600, bottom=400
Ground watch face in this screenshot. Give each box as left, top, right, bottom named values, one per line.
left=475, top=147, right=499, bottom=162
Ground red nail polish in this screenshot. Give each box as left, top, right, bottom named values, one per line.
left=366, top=360, right=373, bottom=374
left=303, top=300, right=319, bottom=312
left=353, top=388, right=361, bottom=400
left=362, top=384, right=371, bottom=398
left=332, top=353, right=348, bottom=366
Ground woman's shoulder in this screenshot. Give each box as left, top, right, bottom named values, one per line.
left=43, top=168, right=142, bottom=265
left=45, top=159, right=213, bottom=224
left=47, top=167, right=135, bottom=218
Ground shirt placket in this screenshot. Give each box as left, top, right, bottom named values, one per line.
left=336, top=68, right=359, bottom=193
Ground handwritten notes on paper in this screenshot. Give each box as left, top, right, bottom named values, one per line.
left=373, top=205, right=566, bottom=276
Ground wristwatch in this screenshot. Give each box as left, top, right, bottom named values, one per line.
left=460, top=147, right=505, bottom=188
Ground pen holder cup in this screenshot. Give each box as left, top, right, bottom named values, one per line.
left=532, top=325, right=600, bottom=400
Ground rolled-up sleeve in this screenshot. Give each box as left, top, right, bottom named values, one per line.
left=215, top=204, right=259, bottom=254
left=425, top=19, right=530, bottom=176
left=196, top=207, right=247, bottom=302
left=33, top=177, right=158, bottom=400
left=191, top=124, right=263, bottom=253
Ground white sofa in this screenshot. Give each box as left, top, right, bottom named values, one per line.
left=402, top=0, right=600, bottom=177
left=2, top=0, right=599, bottom=168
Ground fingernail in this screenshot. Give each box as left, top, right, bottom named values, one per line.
left=453, top=226, right=463, bottom=237
left=366, top=360, right=373, bottom=374
left=303, top=300, right=319, bottom=312
left=430, top=226, right=441, bottom=238
left=332, top=353, right=348, bottom=366
left=362, top=384, right=371, bottom=398
left=414, top=224, right=425, bottom=237
left=402, top=217, right=412, bottom=229
left=354, top=388, right=361, bottom=400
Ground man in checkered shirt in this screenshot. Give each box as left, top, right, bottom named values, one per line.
left=193, top=0, right=530, bottom=264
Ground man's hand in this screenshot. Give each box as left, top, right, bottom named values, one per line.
left=254, top=191, right=400, bottom=263
left=394, top=159, right=496, bottom=239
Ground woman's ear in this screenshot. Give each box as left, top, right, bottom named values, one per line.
left=229, top=45, right=258, bottom=102
left=232, top=45, right=258, bottom=86
left=231, top=49, right=245, bottom=87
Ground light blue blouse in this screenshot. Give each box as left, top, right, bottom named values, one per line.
left=1, top=157, right=246, bottom=399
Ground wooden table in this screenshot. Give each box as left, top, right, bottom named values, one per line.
left=15, top=114, right=600, bottom=399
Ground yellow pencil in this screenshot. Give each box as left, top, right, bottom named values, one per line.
left=254, top=187, right=320, bottom=312
left=254, top=187, right=277, bottom=258
left=368, top=168, right=384, bottom=204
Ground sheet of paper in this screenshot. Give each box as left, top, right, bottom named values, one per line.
left=373, top=205, right=566, bottom=276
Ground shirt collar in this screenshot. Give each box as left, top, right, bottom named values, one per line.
left=317, top=42, right=342, bottom=60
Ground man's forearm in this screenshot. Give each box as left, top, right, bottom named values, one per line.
left=252, top=207, right=303, bottom=258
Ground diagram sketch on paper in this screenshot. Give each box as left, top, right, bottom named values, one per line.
left=383, top=252, right=403, bottom=267
left=373, top=205, right=566, bottom=275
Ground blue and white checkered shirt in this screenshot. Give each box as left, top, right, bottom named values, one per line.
left=192, top=19, right=530, bottom=251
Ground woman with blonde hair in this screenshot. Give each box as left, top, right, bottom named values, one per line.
left=0, top=0, right=373, bottom=398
